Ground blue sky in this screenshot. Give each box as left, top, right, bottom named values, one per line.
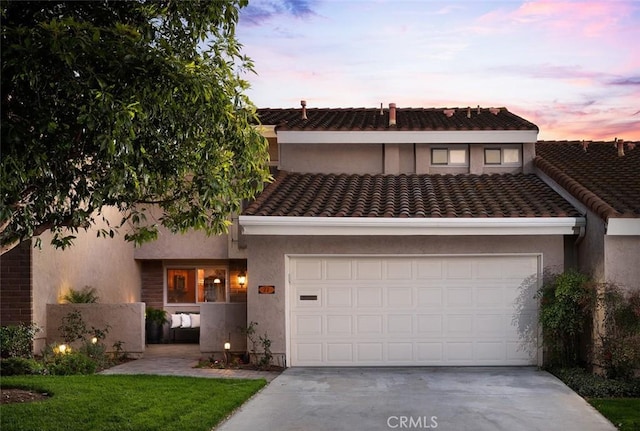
left=236, top=0, right=640, bottom=140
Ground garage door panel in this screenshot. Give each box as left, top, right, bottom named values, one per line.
left=327, top=343, right=353, bottom=362
left=357, top=343, right=383, bottom=361
left=326, top=259, right=353, bottom=280
left=417, top=314, right=443, bottom=334
left=356, top=259, right=383, bottom=280
left=417, top=343, right=443, bottom=361
left=388, top=314, right=412, bottom=333
left=446, top=315, right=474, bottom=335
left=447, top=287, right=473, bottom=307
left=388, top=343, right=413, bottom=361
left=417, top=287, right=442, bottom=307
left=416, top=260, right=443, bottom=279
left=357, top=315, right=383, bottom=334
left=290, top=255, right=539, bottom=366
left=295, top=315, right=323, bottom=335
left=388, top=287, right=413, bottom=307
left=326, top=315, right=353, bottom=335
left=295, top=259, right=323, bottom=280
left=327, top=287, right=351, bottom=307
left=356, top=287, right=383, bottom=307
left=386, top=260, right=413, bottom=279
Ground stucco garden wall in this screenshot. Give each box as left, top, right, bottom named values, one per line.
left=31, top=206, right=141, bottom=352
left=46, top=303, right=145, bottom=356
left=245, top=234, right=565, bottom=365
left=199, top=303, right=247, bottom=356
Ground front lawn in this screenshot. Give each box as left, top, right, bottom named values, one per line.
left=1, top=375, right=266, bottom=431
left=589, top=399, right=640, bottom=431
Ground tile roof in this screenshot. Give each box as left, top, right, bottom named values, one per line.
left=535, top=141, right=640, bottom=220
left=256, top=106, right=539, bottom=132
left=243, top=171, right=580, bottom=218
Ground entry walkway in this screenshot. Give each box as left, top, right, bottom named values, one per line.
left=99, top=344, right=281, bottom=382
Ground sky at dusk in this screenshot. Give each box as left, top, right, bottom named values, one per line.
left=236, top=0, right=640, bottom=141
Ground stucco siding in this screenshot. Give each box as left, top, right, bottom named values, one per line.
left=31, top=206, right=141, bottom=351
left=279, top=143, right=383, bottom=174
left=604, top=236, right=640, bottom=291
left=245, top=234, right=564, bottom=362
left=134, top=226, right=230, bottom=260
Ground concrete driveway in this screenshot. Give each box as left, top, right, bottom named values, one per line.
left=216, top=367, right=615, bottom=431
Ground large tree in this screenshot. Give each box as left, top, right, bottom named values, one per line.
left=0, top=0, right=270, bottom=254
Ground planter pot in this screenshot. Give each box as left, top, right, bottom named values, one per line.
left=145, top=321, right=164, bottom=344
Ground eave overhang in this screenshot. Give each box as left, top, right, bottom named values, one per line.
left=239, top=216, right=585, bottom=236
left=275, top=130, right=538, bottom=144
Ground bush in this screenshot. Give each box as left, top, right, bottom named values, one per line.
left=552, top=368, right=640, bottom=398
left=537, top=270, right=593, bottom=367
left=597, top=285, right=640, bottom=380
left=45, top=351, right=98, bottom=375
left=62, top=286, right=99, bottom=303
left=0, top=323, right=39, bottom=358
left=0, top=357, right=45, bottom=376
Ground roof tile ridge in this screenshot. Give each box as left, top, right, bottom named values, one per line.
left=534, top=156, right=619, bottom=220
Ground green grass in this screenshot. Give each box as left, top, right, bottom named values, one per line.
left=589, top=398, right=640, bottom=431
left=1, top=375, right=266, bottom=431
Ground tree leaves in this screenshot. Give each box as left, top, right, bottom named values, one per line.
left=0, top=0, right=270, bottom=253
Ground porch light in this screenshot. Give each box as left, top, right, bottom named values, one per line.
left=237, top=272, right=246, bottom=288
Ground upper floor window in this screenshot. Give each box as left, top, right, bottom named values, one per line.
left=484, top=147, right=521, bottom=165
left=431, top=147, right=467, bottom=166
left=166, top=267, right=228, bottom=304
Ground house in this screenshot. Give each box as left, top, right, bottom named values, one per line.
left=238, top=103, right=583, bottom=367
left=1, top=103, right=637, bottom=368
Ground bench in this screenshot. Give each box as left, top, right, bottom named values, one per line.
left=169, top=312, right=201, bottom=343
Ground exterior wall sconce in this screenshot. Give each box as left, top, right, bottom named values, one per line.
left=237, top=272, right=246, bottom=288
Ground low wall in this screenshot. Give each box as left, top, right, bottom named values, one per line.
left=199, top=303, right=247, bottom=355
left=46, top=303, right=145, bottom=356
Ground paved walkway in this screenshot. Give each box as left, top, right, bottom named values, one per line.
left=99, top=344, right=281, bottom=382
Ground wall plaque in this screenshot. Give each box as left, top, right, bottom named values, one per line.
left=258, top=285, right=275, bottom=294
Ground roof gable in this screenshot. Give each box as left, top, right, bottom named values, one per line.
left=535, top=141, right=640, bottom=220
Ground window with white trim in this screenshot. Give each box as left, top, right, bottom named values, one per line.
left=484, top=146, right=521, bottom=165
left=431, top=147, right=468, bottom=166
left=166, top=267, right=228, bottom=304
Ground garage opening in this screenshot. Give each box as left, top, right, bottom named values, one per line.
left=288, top=255, right=540, bottom=366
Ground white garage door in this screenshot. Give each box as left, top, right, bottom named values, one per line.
left=289, top=255, right=540, bottom=366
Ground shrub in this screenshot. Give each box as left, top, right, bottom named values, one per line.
left=45, top=351, right=98, bottom=375
left=0, top=357, right=45, bottom=376
left=58, top=310, right=110, bottom=344
left=552, top=368, right=640, bottom=398
left=597, top=285, right=640, bottom=380
left=0, top=323, right=39, bottom=358
left=62, top=286, right=99, bottom=303
left=537, top=270, right=593, bottom=367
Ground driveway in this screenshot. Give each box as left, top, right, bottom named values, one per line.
left=216, top=367, right=615, bottom=431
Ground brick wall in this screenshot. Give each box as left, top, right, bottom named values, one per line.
left=0, top=240, right=33, bottom=325
left=140, top=260, right=164, bottom=309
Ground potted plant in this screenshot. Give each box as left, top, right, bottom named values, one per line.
left=145, top=307, right=168, bottom=344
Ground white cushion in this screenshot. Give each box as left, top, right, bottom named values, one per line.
left=189, top=314, right=200, bottom=328
left=180, top=313, right=191, bottom=328
left=170, top=314, right=181, bottom=329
